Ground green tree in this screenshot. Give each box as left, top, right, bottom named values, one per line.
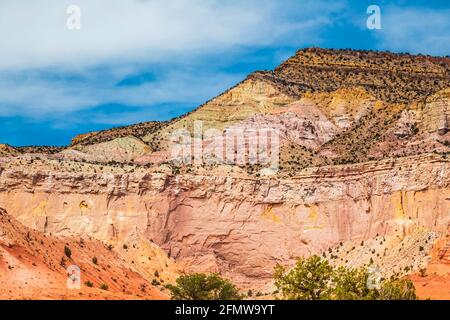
left=378, top=278, right=417, bottom=300
left=274, top=255, right=334, bottom=300
left=332, top=266, right=378, bottom=300
left=274, top=256, right=417, bottom=300
left=166, top=273, right=242, bottom=300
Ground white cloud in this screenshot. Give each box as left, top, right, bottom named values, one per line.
left=0, top=69, right=241, bottom=119
left=0, top=0, right=343, bottom=71
left=375, top=6, right=450, bottom=56
left=0, top=0, right=345, bottom=125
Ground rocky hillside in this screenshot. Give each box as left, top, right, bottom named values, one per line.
left=261, top=47, right=450, bottom=103
left=0, top=144, right=18, bottom=157
left=71, top=121, right=167, bottom=146
left=58, top=49, right=450, bottom=170
left=0, top=48, right=449, bottom=299
left=0, top=208, right=170, bottom=299
left=0, top=153, right=448, bottom=291
left=4, top=48, right=447, bottom=167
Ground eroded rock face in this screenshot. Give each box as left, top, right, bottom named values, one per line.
left=215, top=100, right=339, bottom=151
left=423, top=89, right=450, bottom=135
left=59, top=136, right=151, bottom=163
left=0, top=208, right=167, bottom=300
left=142, top=78, right=294, bottom=150
left=0, top=144, right=18, bottom=157
left=0, top=154, right=448, bottom=288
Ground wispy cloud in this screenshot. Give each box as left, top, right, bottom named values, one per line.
left=0, top=68, right=241, bottom=119
left=4, top=0, right=449, bottom=146
left=0, top=0, right=343, bottom=71
left=374, top=6, right=450, bottom=56
left=0, top=0, right=344, bottom=126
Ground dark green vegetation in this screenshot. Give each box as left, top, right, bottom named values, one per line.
left=166, top=273, right=243, bottom=300
left=168, top=255, right=417, bottom=300
left=64, top=245, right=72, bottom=259
left=258, top=47, right=450, bottom=104
left=274, top=255, right=417, bottom=300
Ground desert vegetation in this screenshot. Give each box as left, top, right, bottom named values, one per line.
left=166, top=273, right=242, bottom=300
left=274, top=255, right=417, bottom=300
left=167, top=255, right=417, bottom=301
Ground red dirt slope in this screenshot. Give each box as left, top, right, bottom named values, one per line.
left=410, top=235, right=450, bottom=300
left=0, top=208, right=167, bottom=300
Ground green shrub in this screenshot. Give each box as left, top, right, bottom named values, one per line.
left=274, top=255, right=334, bottom=300
left=378, top=279, right=417, bottom=300
left=274, top=255, right=417, bottom=300
left=419, top=268, right=427, bottom=277
left=152, top=279, right=160, bottom=286
left=166, top=273, right=242, bottom=300
left=332, top=266, right=378, bottom=300
left=64, top=246, right=72, bottom=259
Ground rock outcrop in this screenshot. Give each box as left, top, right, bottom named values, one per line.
left=0, top=144, right=18, bottom=157
left=0, top=208, right=167, bottom=299
left=0, top=154, right=448, bottom=288
left=1, top=48, right=450, bottom=297
left=142, top=78, right=294, bottom=150
left=61, top=136, right=151, bottom=163
left=423, top=89, right=450, bottom=135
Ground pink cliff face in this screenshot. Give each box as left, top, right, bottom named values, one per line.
left=1, top=49, right=450, bottom=299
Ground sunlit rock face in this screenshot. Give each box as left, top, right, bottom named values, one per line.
left=0, top=154, right=448, bottom=288
left=1, top=48, right=450, bottom=293
left=422, top=89, right=450, bottom=135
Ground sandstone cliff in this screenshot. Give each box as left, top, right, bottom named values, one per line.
left=0, top=208, right=167, bottom=299
left=0, top=153, right=448, bottom=289
left=1, top=48, right=449, bottom=297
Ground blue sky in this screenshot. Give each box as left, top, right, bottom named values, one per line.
left=0, top=0, right=449, bottom=146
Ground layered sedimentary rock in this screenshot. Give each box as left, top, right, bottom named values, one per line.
left=0, top=154, right=448, bottom=288
left=0, top=208, right=166, bottom=299
left=1, top=49, right=450, bottom=296
left=61, top=136, right=151, bottom=163
left=260, top=48, right=450, bottom=104
left=142, top=78, right=294, bottom=150
left=0, top=144, right=18, bottom=157
left=422, top=89, right=450, bottom=135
